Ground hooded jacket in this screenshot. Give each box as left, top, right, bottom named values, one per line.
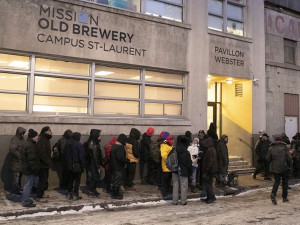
left=255, top=138, right=272, bottom=160
left=84, top=129, right=103, bottom=171
left=217, top=136, right=229, bottom=174
left=267, top=141, right=292, bottom=173
left=202, top=137, right=217, bottom=174
left=37, top=127, right=52, bottom=169
left=111, top=140, right=130, bottom=172
left=9, top=127, right=27, bottom=172
left=126, top=128, right=141, bottom=163
left=161, top=142, right=173, bottom=172
left=140, top=132, right=152, bottom=162
left=104, top=137, right=117, bottom=170
left=176, top=136, right=193, bottom=177
left=21, top=137, right=39, bottom=175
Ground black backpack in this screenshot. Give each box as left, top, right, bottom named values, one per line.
left=166, top=148, right=178, bottom=172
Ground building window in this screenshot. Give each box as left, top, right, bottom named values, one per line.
left=80, top=0, right=183, bottom=22
left=0, top=53, right=185, bottom=117
left=284, top=39, right=297, bottom=64
left=208, top=0, right=245, bottom=36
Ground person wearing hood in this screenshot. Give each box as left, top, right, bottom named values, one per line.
left=9, top=127, right=26, bottom=195
left=172, top=136, right=192, bottom=205
left=292, top=132, right=300, bottom=178
left=21, top=129, right=39, bottom=207
left=267, top=135, right=292, bottom=205
left=36, top=126, right=52, bottom=199
left=124, top=128, right=141, bottom=190
left=110, top=134, right=130, bottom=199
left=202, top=136, right=217, bottom=204
left=207, top=123, right=219, bottom=141
left=197, top=130, right=206, bottom=189
left=104, top=137, right=117, bottom=193
left=216, top=135, right=229, bottom=187
left=52, top=129, right=73, bottom=190
left=188, top=137, right=199, bottom=193
left=139, top=127, right=154, bottom=185
left=185, top=131, right=192, bottom=144
left=84, top=129, right=103, bottom=197
left=160, top=134, right=173, bottom=199
left=64, top=132, right=85, bottom=201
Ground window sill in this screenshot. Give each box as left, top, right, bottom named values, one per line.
left=266, top=60, right=300, bottom=71
left=208, top=29, right=252, bottom=43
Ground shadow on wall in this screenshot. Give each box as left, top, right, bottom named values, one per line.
left=222, top=116, right=253, bottom=165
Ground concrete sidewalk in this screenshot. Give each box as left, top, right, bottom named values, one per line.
left=0, top=174, right=298, bottom=219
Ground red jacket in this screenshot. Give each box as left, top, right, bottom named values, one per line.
left=104, top=137, right=117, bottom=170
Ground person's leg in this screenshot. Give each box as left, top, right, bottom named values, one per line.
left=172, top=173, right=179, bottom=204
left=139, top=160, right=146, bottom=184
left=180, top=176, right=188, bottom=205
left=203, top=173, right=215, bottom=202
left=271, top=173, right=281, bottom=197
left=73, top=172, right=82, bottom=200
left=128, top=163, right=137, bottom=187
left=264, top=160, right=271, bottom=179
left=161, top=172, right=169, bottom=197
left=282, top=171, right=289, bottom=200
left=36, top=169, right=47, bottom=198
left=11, top=172, right=21, bottom=194
left=191, top=166, right=197, bottom=187
left=22, top=175, right=35, bottom=206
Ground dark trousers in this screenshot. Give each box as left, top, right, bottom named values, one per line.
left=112, top=170, right=123, bottom=188
left=255, top=159, right=270, bottom=177
left=88, top=168, right=100, bottom=193
left=139, top=160, right=148, bottom=182
left=272, top=171, right=289, bottom=199
left=125, top=162, right=136, bottom=187
left=104, top=169, right=112, bottom=191
left=161, top=172, right=172, bottom=197
left=36, top=168, right=49, bottom=198
left=203, top=173, right=215, bottom=200
left=11, top=172, right=22, bottom=194
left=67, top=171, right=81, bottom=194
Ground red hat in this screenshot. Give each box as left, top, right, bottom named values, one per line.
left=146, top=127, right=154, bottom=137
left=166, top=135, right=174, bottom=146
left=159, top=131, right=165, bottom=138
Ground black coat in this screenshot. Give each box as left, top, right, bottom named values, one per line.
left=176, top=137, right=193, bottom=177
left=140, top=133, right=152, bottom=162
left=267, top=141, right=292, bottom=173
left=9, top=127, right=26, bottom=172
left=255, top=139, right=272, bottom=160
left=202, top=138, right=217, bottom=174
left=110, top=142, right=130, bottom=172
left=64, top=134, right=85, bottom=172
left=217, top=140, right=229, bottom=174
left=84, top=129, right=103, bottom=171
left=21, top=138, right=39, bottom=176
left=37, top=133, right=52, bottom=169
left=127, top=128, right=141, bottom=158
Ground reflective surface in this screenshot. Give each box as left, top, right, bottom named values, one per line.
left=94, top=99, right=139, bottom=115
left=0, top=93, right=26, bottom=111
left=0, top=73, right=27, bottom=91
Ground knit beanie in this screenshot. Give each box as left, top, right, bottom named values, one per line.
left=159, top=131, right=165, bottom=138
left=117, top=133, right=127, bottom=146
left=162, top=132, right=170, bottom=140
left=146, top=127, right=154, bottom=137
left=28, top=129, right=38, bottom=139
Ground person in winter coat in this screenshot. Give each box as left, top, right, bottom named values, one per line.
left=172, top=136, right=192, bottom=205
left=84, top=129, right=103, bottom=197
left=139, top=127, right=154, bottom=185
left=202, top=137, right=217, bottom=204
left=124, top=128, right=141, bottom=190
left=216, top=134, right=229, bottom=187
left=36, top=126, right=52, bottom=199
left=253, top=133, right=272, bottom=180
left=185, top=131, right=192, bottom=145
left=52, top=129, right=73, bottom=190
left=292, top=133, right=300, bottom=178
left=9, top=127, right=26, bottom=195
left=207, top=123, right=219, bottom=141
left=197, top=130, right=206, bottom=189
left=104, top=137, right=117, bottom=193
left=160, top=134, right=173, bottom=199
left=110, top=134, right=130, bottom=199
left=188, top=137, right=199, bottom=193
left=64, top=132, right=85, bottom=201
left=267, top=135, right=292, bottom=205
left=21, top=129, right=39, bottom=207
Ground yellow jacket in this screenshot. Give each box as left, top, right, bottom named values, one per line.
left=125, top=143, right=139, bottom=163
left=161, top=143, right=172, bottom=172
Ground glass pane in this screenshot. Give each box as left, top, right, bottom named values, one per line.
left=227, top=4, right=243, bottom=21
left=145, top=86, right=182, bottom=101
left=109, top=0, right=140, bottom=12
left=217, top=82, right=221, bottom=102
left=0, top=73, right=27, bottom=91
left=145, top=0, right=182, bottom=22
left=0, top=53, right=30, bottom=70
left=94, top=99, right=139, bottom=115
left=163, top=0, right=182, bottom=4
left=208, top=15, right=223, bottom=31
left=35, top=76, right=88, bottom=95
left=217, top=103, right=221, bottom=138
left=33, top=96, right=87, bottom=113
left=208, top=0, right=223, bottom=15
left=95, top=82, right=139, bottom=98
left=0, top=93, right=26, bottom=111
left=145, top=103, right=163, bottom=115
left=227, top=20, right=243, bottom=36
left=35, top=58, right=89, bottom=75
left=207, top=106, right=214, bottom=130
left=145, top=71, right=183, bottom=85
left=165, top=104, right=181, bottom=116
left=95, top=66, right=140, bottom=80
left=207, top=82, right=216, bottom=102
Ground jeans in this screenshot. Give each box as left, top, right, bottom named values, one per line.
left=22, top=175, right=36, bottom=206
left=190, top=166, right=198, bottom=187
left=272, top=170, right=289, bottom=199
left=172, top=173, right=188, bottom=204
left=36, top=168, right=49, bottom=198
left=203, top=173, right=215, bottom=200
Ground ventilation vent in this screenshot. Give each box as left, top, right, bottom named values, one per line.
left=235, top=83, right=243, bottom=97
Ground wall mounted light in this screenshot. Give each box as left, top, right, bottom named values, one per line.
left=226, top=79, right=233, bottom=84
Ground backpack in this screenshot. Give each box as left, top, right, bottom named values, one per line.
left=150, top=142, right=161, bottom=163
left=166, top=148, right=178, bottom=172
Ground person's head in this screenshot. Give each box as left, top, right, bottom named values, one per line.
left=72, top=132, right=81, bottom=142
left=193, top=137, right=199, bottom=145
left=16, top=127, right=26, bottom=139
left=117, top=133, right=127, bottom=146
left=63, top=129, right=73, bottom=139
left=166, top=135, right=174, bottom=146
left=129, top=128, right=141, bottom=140
left=221, top=134, right=228, bottom=143
left=159, top=131, right=165, bottom=139
left=40, top=126, right=52, bottom=139
left=273, top=134, right=282, bottom=142
left=146, top=127, right=154, bottom=137
left=89, top=129, right=101, bottom=142
left=262, top=133, right=269, bottom=141
left=28, top=129, right=38, bottom=143
left=162, top=132, right=170, bottom=140
left=198, top=130, right=205, bottom=140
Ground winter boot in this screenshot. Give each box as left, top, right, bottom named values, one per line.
left=66, top=192, right=73, bottom=200
left=111, top=187, right=123, bottom=199
left=73, top=192, right=82, bottom=201
left=270, top=194, right=277, bottom=205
